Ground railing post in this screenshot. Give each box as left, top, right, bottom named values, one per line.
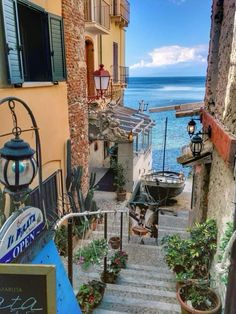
left=68, top=218, right=73, bottom=286
left=104, top=213, right=108, bottom=273
left=120, top=212, right=123, bottom=251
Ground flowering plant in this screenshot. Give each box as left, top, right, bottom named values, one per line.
left=110, top=250, right=128, bottom=269
left=77, top=280, right=106, bottom=314
left=74, top=239, right=108, bottom=270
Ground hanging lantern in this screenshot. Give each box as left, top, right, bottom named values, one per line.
left=190, top=134, right=203, bottom=156
left=187, top=119, right=196, bottom=136
left=0, top=137, right=37, bottom=194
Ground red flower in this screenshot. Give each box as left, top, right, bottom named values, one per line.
left=89, top=295, right=95, bottom=304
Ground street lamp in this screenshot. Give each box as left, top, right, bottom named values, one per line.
left=0, top=97, right=44, bottom=217
left=0, top=136, right=37, bottom=195
left=190, top=133, right=203, bottom=156
left=187, top=119, right=197, bottom=136
left=93, top=64, right=110, bottom=99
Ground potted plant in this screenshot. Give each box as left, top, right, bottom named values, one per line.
left=109, top=236, right=120, bottom=249
left=77, top=280, right=106, bottom=314
left=110, top=250, right=128, bottom=269
left=111, top=161, right=127, bottom=201
left=161, top=219, right=217, bottom=288
left=100, top=252, right=123, bottom=283
left=177, top=282, right=221, bottom=313
left=74, top=239, right=108, bottom=270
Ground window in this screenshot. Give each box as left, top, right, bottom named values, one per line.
left=2, top=0, right=66, bottom=85
left=113, top=42, right=118, bottom=83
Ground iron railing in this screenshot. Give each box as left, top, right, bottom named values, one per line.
left=84, top=0, right=110, bottom=30
left=120, top=66, right=129, bottom=84
left=27, top=169, right=64, bottom=222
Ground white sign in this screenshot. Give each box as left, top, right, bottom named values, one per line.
left=0, top=207, right=44, bottom=263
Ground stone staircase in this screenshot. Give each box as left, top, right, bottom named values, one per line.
left=71, top=204, right=190, bottom=314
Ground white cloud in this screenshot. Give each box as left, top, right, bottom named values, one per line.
left=130, top=45, right=208, bottom=70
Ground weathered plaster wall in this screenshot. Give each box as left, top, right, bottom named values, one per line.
left=62, top=0, right=89, bottom=192
left=207, top=150, right=234, bottom=233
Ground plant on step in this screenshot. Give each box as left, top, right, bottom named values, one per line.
left=74, top=239, right=108, bottom=270
left=111, top=161, right=127, bottom=193
left=177, top=282, right=221, bottom=313
left=162, top=219, right=217, bottom=281
left=77, top=280, right=106, bottom=314
left=110, top=250, right=128, bottom=269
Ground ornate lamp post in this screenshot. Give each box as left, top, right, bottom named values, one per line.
left=0, top=97, right=45, bottom=218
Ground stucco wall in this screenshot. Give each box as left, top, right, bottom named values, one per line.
left=0, top=0, right=70, bottom=186
left=89, top=141, right=110, bottom=168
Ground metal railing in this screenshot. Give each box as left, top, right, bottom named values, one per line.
left=120, top=66, right=129, bottom=84
left=84, top=0, right=110, bottom=30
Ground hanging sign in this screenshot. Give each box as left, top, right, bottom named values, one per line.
left=0, top=206, right=44, bottom=263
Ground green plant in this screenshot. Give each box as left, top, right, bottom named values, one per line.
left=54, top=225, right=68, bottom=256
left=74, top=239, right=108, bottom=270
left=178, top=283, right=220, bottom=311
left=162, top=219, right=217, bottom=281
left=77, top=280, right=106, bottom=314
left=111, top=161, right=127, bottom=192
left=110, top=250, right=128, bottom=269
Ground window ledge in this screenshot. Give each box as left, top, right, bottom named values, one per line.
left=21, top=82, right=57, bottom=88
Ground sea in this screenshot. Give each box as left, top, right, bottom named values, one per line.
left=124, top=76, right=206, bottom=176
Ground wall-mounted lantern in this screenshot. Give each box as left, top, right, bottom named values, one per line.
left=93, top=64, right=110, bottom=99
left=127, top=130, right=133, bottom=142
left=189, top=126, right=212, bottom=156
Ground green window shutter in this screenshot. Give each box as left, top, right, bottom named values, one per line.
left=48, top=14, right=66, bottom=82
left=1, top=0, right=24, bottom=84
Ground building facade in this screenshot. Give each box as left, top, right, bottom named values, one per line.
left=0, top=0, right=89, bottom=215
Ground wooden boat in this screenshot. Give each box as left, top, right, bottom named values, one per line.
left=142, top=170, right=185, bottom=202
left=141, top=117, right=185, bottom=203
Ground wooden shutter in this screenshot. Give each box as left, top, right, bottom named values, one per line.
left=2, top=0, right=24, bottom=84
left=48, top=14, right=66, bottom=82
left=113, top=42, right=118, bottom=83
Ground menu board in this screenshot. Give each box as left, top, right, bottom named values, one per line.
left=0, top=264, right=56, bottom=314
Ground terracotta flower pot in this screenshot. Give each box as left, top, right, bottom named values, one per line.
left=177, top=284, right=222, bottom=314
left=117, top=191, right=126, bottom=202
left=109, top=236, right=120, bottom=249
left=101, top=271, right=118, bottom=284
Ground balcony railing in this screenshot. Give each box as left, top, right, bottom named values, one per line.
left=111, top=0, right=130, bottom=26
left=120, top=66, right=129, bottom=84
left=85, top=0, right=110, bottom=31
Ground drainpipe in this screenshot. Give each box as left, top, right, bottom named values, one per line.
left=224, top=157, right=236, bottom=313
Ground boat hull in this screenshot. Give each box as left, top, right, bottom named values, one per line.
left=142, top=171, right=185, bottom=202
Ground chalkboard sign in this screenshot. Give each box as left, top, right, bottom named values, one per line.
left=0, top=264, right=56, bottom=313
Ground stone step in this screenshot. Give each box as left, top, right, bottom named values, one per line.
left=93, top=309, right=129, bottom=314
left=104, top=283, right=178, bottom=304
left=126, top=263, right=171, bottom=274
left=120, top=267, right=175, bottom=282
left=96, top=294, right=180, bottom=314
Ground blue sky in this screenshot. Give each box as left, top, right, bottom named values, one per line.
left=126, top=0, right=212, bottom=77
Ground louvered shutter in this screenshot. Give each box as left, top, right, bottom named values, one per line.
left=2, top=0, right=23, bottom=84
left=48, top=14, right=66, bottom=82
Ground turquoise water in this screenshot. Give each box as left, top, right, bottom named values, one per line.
left=124, top=77, right=206, bottom=175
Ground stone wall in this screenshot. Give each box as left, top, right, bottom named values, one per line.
left=62, top=0, right=89, bottom=192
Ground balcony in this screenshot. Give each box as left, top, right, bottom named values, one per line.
left=111, top=0, right=130, bottom=27
left=84, top=0, right=110, bottom=34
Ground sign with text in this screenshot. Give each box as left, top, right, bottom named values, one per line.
left=0, top=264, right=56, bottom=313
left=0, top=207, right=44, bottom=263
